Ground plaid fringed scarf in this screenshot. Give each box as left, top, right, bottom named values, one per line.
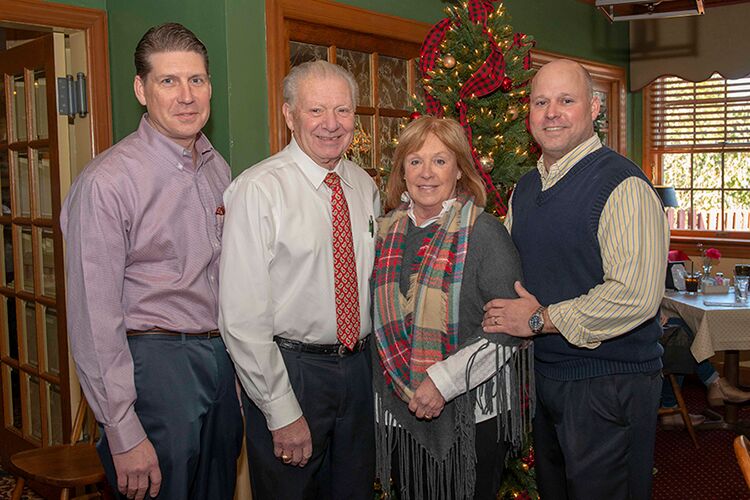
left=373, top=194, right=480, bottom=404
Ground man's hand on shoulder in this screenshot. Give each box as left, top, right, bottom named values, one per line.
left=271, top=416, right=313, bottom=468
left=482, top=281, right=553, bottom=337
left=112, top=438, right=161, bottom=500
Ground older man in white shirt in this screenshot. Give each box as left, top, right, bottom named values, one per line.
left=219, top=60, right=380, bottom=499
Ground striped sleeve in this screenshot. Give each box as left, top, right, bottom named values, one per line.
left=548, top=176, right=669, bottom=348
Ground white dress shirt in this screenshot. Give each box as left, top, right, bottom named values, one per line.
left=219, top=138, right=380, bottom=431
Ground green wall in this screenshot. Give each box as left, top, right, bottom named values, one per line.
left=51, top=0, right=106, bottom=9
left=48, top=0, right=637, bottom=172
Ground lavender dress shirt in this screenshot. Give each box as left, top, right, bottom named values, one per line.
left=61, top=115, right=231, bottom=454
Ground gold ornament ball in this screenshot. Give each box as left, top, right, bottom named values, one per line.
left=506, top=106, right=519, bottom=120
left=443, top=54, right=457, bottom=69
left=480, top=156, right=494, bottom=173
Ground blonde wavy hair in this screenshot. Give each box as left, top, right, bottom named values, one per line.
left=385, top=116, right=487, bottom=210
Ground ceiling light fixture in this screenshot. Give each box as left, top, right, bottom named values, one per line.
left=595, top=0, right=705, bottom=22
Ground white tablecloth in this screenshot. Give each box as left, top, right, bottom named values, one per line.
left=661, top=290, right=750, bottom=362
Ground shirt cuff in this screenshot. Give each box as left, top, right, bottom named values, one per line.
left=548, top=303, right=601, bottom=349
left=427, top=362, right=461, bottom=402
left=259, top=389, right=303, bottom=431
left=103, top=409, right=147, bottom=454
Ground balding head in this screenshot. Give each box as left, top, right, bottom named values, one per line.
left=529, top=59, right=600, bottom=169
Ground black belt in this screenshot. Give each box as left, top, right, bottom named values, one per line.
left=126, top=328, right=221, bottom=339
left=273, top=335, right=369, bottom=357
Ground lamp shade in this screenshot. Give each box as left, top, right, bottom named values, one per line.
left=654, top=185, right=679, bottom=208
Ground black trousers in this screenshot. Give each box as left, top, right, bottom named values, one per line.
left=533, top=370, right=661, bottom=500
left=98, top=334, right=243, bottom=500
left=244, top=343, right=375, bottom=500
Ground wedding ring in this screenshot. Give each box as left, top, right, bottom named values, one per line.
left=281, top=454, right=290, bottom=461
left=425, top=414, right=432, bottom=419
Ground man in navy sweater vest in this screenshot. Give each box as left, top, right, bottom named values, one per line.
left=482, top=59, right=669, bottom=499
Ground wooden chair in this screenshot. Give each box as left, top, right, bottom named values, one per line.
left=658, top=373, right=700, bottom=449
left=658, top=324, right=701, bottom=449
left=8, top=394, right=110, bottom=500
left=735, top=435, right=750, bottom=490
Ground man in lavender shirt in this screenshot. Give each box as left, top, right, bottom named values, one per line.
left=61, top=23, right=241, bottom=500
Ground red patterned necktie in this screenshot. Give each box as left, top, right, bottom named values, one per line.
left=324, top=172, right=360, bottom=350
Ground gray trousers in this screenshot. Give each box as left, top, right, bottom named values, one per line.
left=244, top=343, right=375, bottom=500
left=533, top=370, right=662, bottom=500
left=98, top=334, right=243, bottom=500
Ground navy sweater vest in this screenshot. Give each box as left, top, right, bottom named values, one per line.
left=512, top=147, right=663, bottom=380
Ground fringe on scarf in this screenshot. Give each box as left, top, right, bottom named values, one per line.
left=375, top=342, right=534, bottom=500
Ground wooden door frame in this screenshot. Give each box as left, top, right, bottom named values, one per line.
left=265, top=0, right=430, bottom=153
left=1, top=0, right=113, bottom=156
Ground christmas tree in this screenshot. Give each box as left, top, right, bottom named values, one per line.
left=412, top=0, right=537, bottom=215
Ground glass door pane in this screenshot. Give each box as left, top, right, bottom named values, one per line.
left=13, top=150, right=31, bottom=217
left=5, top=365, right=22, bottom=430
left=0, top=78, right=6, bottom=142
left=20, top=300, right=38, bottom=368
left=43, top=307, right=59, bottom=375
left=18, top=226, right=34, bottom=293
left=35, top=148, right=53, bottom=219
left=32, top=69, right=49, bottom=141
left=0, top=224, right=12, bottom=288
left=11, top=74, right=27, bottom=142
left=27, top=374, right=42, bottom=441
left=0, top=150, right=9, bottom=214
left=47, top=382, right=62, bottom=445
left=39, top=228, right=55, bottom=298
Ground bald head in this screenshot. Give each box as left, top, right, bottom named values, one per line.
left=529, top=59, right=600, bottom=169
left=532, top=59, right=594, bottom=102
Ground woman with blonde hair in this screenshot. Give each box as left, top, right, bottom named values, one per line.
left=372, top=116, right=533, bottom=499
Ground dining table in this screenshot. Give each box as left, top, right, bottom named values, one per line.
left=661, top=289, right=750, bottom=432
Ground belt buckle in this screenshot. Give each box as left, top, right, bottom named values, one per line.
left=337, top=344, right=347, bottom=356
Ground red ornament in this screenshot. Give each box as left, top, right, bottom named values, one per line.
left=500, top=76, right=513, bottom=93
left=409, top=111, right=422, bottom=121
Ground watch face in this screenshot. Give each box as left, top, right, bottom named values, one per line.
left=529, top=311, right=544, bottom=333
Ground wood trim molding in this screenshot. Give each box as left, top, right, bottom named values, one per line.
left=530, top=49, right=628, bottom=157
left=265, top=0, right=431, bottom=153
left=1, top=0, right=113, bottom=155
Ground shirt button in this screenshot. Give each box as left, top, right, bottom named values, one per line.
left=176, top=163, right=183, bottom=170
left=209, top=275, right=216, bottom=282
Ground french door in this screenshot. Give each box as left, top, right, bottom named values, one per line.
left=0, top=34, right=70, bottom=461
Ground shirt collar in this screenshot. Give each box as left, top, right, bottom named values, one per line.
left=401, top=192, right=456, bottom=228
left=537, top=134, right=602, bottom=189
left=136, top=113, right=215, bottom=172
left=287, top=137, right=353, bottom=190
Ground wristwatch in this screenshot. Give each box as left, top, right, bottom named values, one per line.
left=528, top=306, right=546, bottom=335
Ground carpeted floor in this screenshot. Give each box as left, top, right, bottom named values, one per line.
left=0, top=468, right=43, bottom=499
left=653, top=376, right=750, bottom=500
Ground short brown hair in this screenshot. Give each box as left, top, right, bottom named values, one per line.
left=134, top=23, right=209, bottom=79
left=385, top=116, right=487, bottom=209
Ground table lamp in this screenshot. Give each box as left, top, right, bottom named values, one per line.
left=655, top=185, right=679, bottom=209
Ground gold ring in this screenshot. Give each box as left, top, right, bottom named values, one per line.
left=425, top=414, right=432, bottom=419
left=281, top=454, right=290, bottom=461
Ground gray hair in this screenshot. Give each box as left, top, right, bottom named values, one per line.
left=282, top=60, right=359, bottom=109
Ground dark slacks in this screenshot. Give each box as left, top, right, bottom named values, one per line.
left=533, top=370, right=661, bottom=500
left=98, top=334, right=243, bottom=500
left=244, top=342, right=375, bottom=500
left=390, top=416, right=509, bottom=500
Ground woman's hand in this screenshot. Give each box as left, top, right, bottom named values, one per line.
left=409, top=376, right=445, bottom=420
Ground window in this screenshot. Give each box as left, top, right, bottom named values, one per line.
left=265, top=0, right=430, bottom=188
left=645, top=74, right=750, bottom=248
